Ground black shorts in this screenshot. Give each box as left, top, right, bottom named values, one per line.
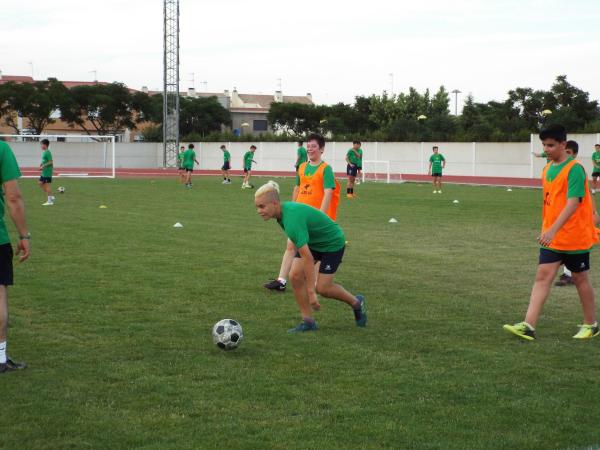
left=244, top=168, right=251, bottom=173
left=39, top=176, right=52, bottom=184
left=346, top=165, right=358, bottom=177
left=0, top=243, right=14, bottom=286
left=357, top=166, right=362, bottom=171
left=593, top=172, right=600, bottom=178
left=185, top=168, right=193, bottom=173
left=294, top=246, right=345, bottom=274
left=222, top=162, right=231, bottom=171
left=432, top=173, right=442, bottom=177
left=539, top=248, right=590, bottom=273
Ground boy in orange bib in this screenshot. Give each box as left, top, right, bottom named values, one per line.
left=504, top=125, right=599, bottom=340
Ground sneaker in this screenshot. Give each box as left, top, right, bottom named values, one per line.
left=222, top=179, right=228, bottom=184
left=503, top=321, right=536, bottom=340
left=355, top=294, right=367, bottom=327
left=264, top=279, right=286, bottom=292
left=287, top=320, right=318, bottom=333
left=573, top=323, right=600, bottom=339
left=554, top=274, right=573, bottom=287
left=438, top=190, right=442, bottom=194
left=0, top=357, right=27, bottom=373
left=225, top=180, right=232, bottom=184
left=42, top=201, right=54, bottom=206
left=433, top=190, right=437, bottom=194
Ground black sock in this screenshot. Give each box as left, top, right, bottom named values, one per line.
left=347, top=188, right=350, bottom=194
left=350, top=188, right=354, bottom=194
left=352, top=308, right=362, bottom=320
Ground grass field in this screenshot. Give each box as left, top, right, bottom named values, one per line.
left=2, top=176, right=600, bottom=450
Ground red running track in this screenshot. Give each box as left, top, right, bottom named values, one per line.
left=19, top=167, right=542, bottom=188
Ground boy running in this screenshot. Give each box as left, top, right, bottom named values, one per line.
left=591, top=143, right=600, bottom=194
left=504, top=125, right=599, bottom=340
left=295, top=141, right=307, bottom=171
left=220, top=145, right=231, bottom=184
left=345, top=141, right=361, bottom=198
left=182, top=144, right=199, bottom=188
left=39, top=139, right=55, bottom=205
left=428, top=146, right=445, bottom=194
left=242, top=145, right=257, bottom=189
left=255, top=181, right=366, bottom=332
left=177, top=145, right=186, bottom=184
left=264, top=133, right=340, bottom=292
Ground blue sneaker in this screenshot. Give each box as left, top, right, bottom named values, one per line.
left=287, top=320, right=318, bottom=333
left=355, top=295, right=367, bottom=327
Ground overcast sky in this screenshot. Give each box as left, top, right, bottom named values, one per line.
left=2, top=0, right=599, bottom=109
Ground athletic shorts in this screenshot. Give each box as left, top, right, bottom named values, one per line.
left=346, top=165, right=358, bottom=177
left=244, top=168, right=251, bottom=173
left=39, top=176, right=52, bottom=184
left=432, top=173, right=442, bottom=177
left=222, top=162, right=231, bottom=171
left=357, top=166, right=362, bottom=171
left=185, top=168, right=193, bottom=173
left=294, top=246, right=345, bottom=274
left=539, top=248, right=590, bottom=273
left=593, top=172, right=600, bottom=178
left=0, top=243, right=14, bottom=286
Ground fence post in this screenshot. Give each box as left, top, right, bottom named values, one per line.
left=420, top=142, right=424, bottom=173
left=332, top=141, right=336, bottom=172
left=529, top=134, right=534, bottom=179
left=472, top=142, right=476, bottom=176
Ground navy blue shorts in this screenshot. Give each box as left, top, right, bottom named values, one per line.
left=0, top=243, right=14, bottom=286
left=346, top=165, right=358, bottom=177
left=294, top=246, right=345, bottom=274
left=432, top=173, right=442, bottom=177
left=244, top=168, right=251, bottom=173
left=185, top=168, right=193, bottom=173
left=593, top=172, right=600, bottom=178
left=39, top=176, right=52, bottom=184
left=222, top=162, right=231, bottom=171
left=539, top=248, right=590, bottom=273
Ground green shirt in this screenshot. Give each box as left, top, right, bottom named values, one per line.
left=346, top=149, right=360, bottom=165
left=543, top=157, right=589, bottom=254
left=295, top=162, right=335, bottom=189
left=41, top=150, right=53, bottom=178
left=357, top=148, right=363, bottom=165
left=177, top=152, right=185, bottom=163
left=296, top=147, right=307, bottom=166
left=223, top=150, right=231, bottom=163
left=429, top=153, right=445, bottom=173
left=592, top=151, right=600, bottom=170
left=278, top=202, right=345, bottom=253
left=243, top=151, right=254, bottom=170
left=182, top=149, right=196, bottom=169
left=540, top=151, right=551, bottom=163
left=0, top=142, right=22, bottom=245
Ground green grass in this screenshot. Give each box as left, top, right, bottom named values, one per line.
left=2, top=176, right=600, bottom=449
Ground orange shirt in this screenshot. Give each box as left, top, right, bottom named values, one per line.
left=296, top=162, right=340, bottom=221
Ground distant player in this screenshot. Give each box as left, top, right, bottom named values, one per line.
left=345, top=141, right=361, bottom=198
left=242, top=145, right=257, bottom=189
left=255, top=181, right=366, bottom=332
left=264, top=133, right=340, bottom=292
left=182, top=143, right=199, bottom=188
left=504, top=125, right=599, bottom=340
left=356, top=145, right=364, bottom=184
left=428, top=146, right=445, bottom=193
left=0, top=140, right=30, bottom=373
left=591, top=143, right=600, bottom=194
left=38, top=139, right=55, bottom=205
left=177, top=145, right=186, bottom=184
left=220, top=145, right=231, bottom=184
left=294, top=141, right=307, bottom=171
left=532, top=150, right=551, bottom=163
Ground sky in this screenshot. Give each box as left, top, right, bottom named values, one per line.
left=2, top=0, right=600, bottom=110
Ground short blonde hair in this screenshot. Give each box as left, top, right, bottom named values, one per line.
left=255, top=180, right=280, bottom=202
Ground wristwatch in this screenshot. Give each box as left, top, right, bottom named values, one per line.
left=19, top=233, right=31, bottom=240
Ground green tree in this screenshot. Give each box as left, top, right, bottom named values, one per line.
left=268, top=103, right=325, bottom=136
left=179, top=96, right=231, bottom=137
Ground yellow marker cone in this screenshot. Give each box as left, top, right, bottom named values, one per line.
left=99, top=205, right=108, bottom=209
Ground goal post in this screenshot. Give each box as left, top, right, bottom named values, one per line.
left=361, top=160, right=394, bottom=183
left=0, top=134, right=116, bottom=179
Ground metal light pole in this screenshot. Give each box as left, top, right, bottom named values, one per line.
left=163, top=0, right=180, bottom=167
left=451, top=89, right=462, bottom=116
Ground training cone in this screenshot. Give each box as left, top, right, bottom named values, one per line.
left=173, top=222, right=183, bottom=228
left=388, top=218, right=398, bottom=223
left=99, top=205, right=108, bottom=209
left=507, top=188, right=513, bottom=192
left=453, top=200, right=459, bottom=204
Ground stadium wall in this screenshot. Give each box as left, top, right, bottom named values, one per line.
left=8, top=133, right=600, bottom=178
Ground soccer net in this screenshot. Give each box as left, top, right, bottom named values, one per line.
left=361, top=160, right=397, bottom=183
left=1, top=134, right=116, bottom=178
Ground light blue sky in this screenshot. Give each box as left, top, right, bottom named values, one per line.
left=1, top=0, right=599, bottom=108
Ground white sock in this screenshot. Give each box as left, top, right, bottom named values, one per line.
left=0, top=341, right=6, bottom=364
left=277, top=278, right=287, bottom=285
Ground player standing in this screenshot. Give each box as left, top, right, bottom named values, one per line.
left=504, top=125, right=599, bottom=340
left=0, top=140, right=30, bottom=373
left=38, top=139, right=55, bottom=205
left=182, top=144, right=199, bottom=188
left=177, top=145, right=186, bottom=184
left=220, top=145, right=231, bottom=184
left=255, top=181, right=366, bottom=332
left=242, top=145, right=257, bottom=189
left=295, top=141, right=307, bottom=172
left=591, top=143, right=600, bottom=194
left=345, top=141, right=361, bottom=198
left=428, top=146, right=446, bottom=193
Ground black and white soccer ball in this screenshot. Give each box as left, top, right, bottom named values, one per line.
left=57, top=186, right=66, bottom=194
left=212, top=319, right=243, bottom=351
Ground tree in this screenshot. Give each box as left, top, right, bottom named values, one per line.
left=179, top=96, right=231, bottom=137
left=268, top=103, right=325, bottom=136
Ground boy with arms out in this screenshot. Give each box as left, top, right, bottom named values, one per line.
left=504, top=125, right=599, bottom=340
left=220, top=145, right=231, bottom=184
left=345, top=141, right=361, bottom=198
left=428, top=146, right=445, bottom=194
left=39, top=139, right=55, bottom=205
left=242, top=145, right=257, bottom=189
left=264, top=133, right=340, bottom=292
left=255, top=181, right=365, bottom=332
left=182, top=144, right=199, bottom=188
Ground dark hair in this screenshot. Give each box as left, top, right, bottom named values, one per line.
left=188, top=143, right=194, bottom=149
left=353, top=140, right=361, bottom=145
left=539, top=124, right=566, bottom=142
left=220, top=145, right=226, bottom=149
left=250, top=145, right=257, bottom=149
left=566, top=140, right=579, bottom=154
left=41, top=138, right=50, bottom=146
left=297, top=141, right=303, bottom=146
left=307, top=133, right=325, bottom=148
left=595, top=144, right=600, bottom=147
left=432, top=146, right=438, bottom=150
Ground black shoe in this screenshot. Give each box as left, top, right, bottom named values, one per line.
left=555, top=274, right=573, bottom=287
left=0, top=357, right=27, bottom=373
left=264, top=279, right=286, bottom=291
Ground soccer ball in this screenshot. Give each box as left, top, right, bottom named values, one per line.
left=57, top=186, right=66, bottom=193
left=212, top=319, right=243, bottom=351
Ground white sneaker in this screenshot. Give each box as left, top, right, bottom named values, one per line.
left=433, top=190, right=437, bottom=194
left=222, top=180, right=228, bottom=184
left=438, top=190, right=442, bottom=194
left=42, top=201, right=54, bottom=206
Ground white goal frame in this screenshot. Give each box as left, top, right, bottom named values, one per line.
left=1, top=134, right=116, bottom=179
left=361, top=159, right=392, bottom=183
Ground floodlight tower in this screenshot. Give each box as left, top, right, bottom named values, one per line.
left=163, top=0, right=180, bottom=167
